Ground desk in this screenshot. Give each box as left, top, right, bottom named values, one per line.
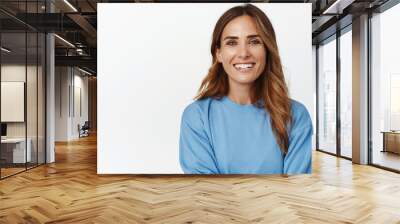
left=381, top=131, right=400, bottom=154
left=1, top=138, right=31, bottom=163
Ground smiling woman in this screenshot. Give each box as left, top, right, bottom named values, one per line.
left=179, top=4, right=313, bottom=174
left=216, top=15, right=266, bottom=93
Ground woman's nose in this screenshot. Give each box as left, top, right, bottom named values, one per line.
left=237, top=44, right=250, bottom=59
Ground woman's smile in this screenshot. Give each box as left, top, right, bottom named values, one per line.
left=233, top=63, right=256, bottom=72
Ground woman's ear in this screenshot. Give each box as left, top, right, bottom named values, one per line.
left=216, top=48, right=222, bottom=63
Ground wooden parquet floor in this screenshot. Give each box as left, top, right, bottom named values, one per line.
left=1, top=134, right=400, bottom=224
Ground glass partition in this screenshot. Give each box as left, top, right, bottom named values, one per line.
left=317, top=36, right=337, bottom=155
left=1, top=31, right=28, bottom=178
left=26, top=0, right=44, bottom=170
left=0, top=1, right=46, bottom=179
left=27, top=31, right=38, bottom=169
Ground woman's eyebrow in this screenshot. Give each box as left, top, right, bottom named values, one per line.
left=223, top=36, right=238, bottom=41
left=222, top=34, right=260, bottom=41
left=247, top=34, right=260, bottom=38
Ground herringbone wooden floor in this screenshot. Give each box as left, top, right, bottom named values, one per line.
left=1, top=134, right=400, bottom=224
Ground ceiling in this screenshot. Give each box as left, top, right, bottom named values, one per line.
left=0, top=0, right=392, bottom=75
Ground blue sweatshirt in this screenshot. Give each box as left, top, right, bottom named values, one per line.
left=179, top=96, right=313, bottom=174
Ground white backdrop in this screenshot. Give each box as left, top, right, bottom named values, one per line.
left=98, top=3, right=313, bottom=174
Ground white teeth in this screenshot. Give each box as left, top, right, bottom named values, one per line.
left=234, top=63, right=254, bottom=69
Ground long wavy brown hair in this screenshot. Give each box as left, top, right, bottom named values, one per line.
left=195, top=4, right=292, bottom=154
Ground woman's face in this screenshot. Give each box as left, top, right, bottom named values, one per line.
left=216, top=15, right=266, bottom=88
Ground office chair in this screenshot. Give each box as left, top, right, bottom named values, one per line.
left=79, top=121, right=90, bottom=138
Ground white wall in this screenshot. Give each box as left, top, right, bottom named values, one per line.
left=55, top=67, right=89, bottom=141
left=98, top=3, right=313, bottom=174
left=72, top=72, right=89, bottom=138
left=55, top=67, right=69, bottom=141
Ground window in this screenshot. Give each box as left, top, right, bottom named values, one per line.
left=318, top=37, right=337, bottom=155
left=370, top=3, right=400, bottom=171
left=340, top=29, right=352, bottom=158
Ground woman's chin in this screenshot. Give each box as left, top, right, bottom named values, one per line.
left=232, top=78, right=254, bottom=85
left=229, top=75, right=258, bottom=85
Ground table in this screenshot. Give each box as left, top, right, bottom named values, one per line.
left=1, top=138, right=32, bottom=163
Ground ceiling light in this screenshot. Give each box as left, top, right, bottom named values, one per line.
left=1, top=47, right=11, bottom=53
left=54, top=34, right=75, bottom=48
left=63, top=0, right=78, bottom=12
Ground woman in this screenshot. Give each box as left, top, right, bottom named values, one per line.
left=179, top=4, right=313, bottom=174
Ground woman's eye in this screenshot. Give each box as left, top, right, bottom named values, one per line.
left=250, top=39, right=262, bottom=45
left=226, top=41, right=237, bottom=46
